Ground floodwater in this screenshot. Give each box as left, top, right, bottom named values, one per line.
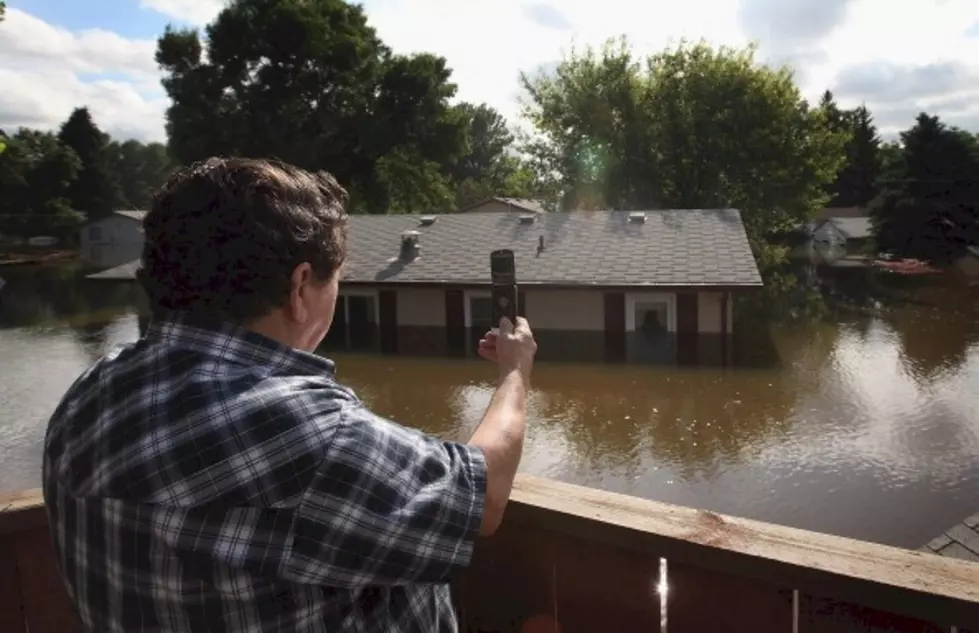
left=2, top=262, right=978, bottom=549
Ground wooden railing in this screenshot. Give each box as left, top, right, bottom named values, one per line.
left=3, top=477, right=979, bottom=633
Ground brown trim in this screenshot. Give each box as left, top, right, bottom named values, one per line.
left=721, top=292, right=730, bottom=366
left=676, top=293, right=699, bottom=366
left=603, top=292, right=626, bottom=362
left=378, top=290, right=398, bottom=354
left=444, top=289, right=466, bottom=354
left=676, top=293, right=699, bottom=335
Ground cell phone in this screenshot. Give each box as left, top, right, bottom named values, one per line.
left=490, top=249, right=518, bottom=326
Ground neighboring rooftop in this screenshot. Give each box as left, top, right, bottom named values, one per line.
left=458, top=197, right=548, bottom=214
left=86, top=259, right=140, bottom=281
left=88, top=209, right=763, bottom=288
left=114, top=210, right=148, bottom=222
left=825, top=217, right=873, bottom=240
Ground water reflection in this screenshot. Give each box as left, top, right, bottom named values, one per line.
left=1, top=265, right=978, bottom=549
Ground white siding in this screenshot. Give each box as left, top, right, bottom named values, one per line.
left=524, top=289, right=604, bottom=331
left=698, top=292, right=724, bottom=334
left=397, top=289, right=446, bottom=326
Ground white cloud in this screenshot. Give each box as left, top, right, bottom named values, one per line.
left=3, top=0, right=979, bottom=145
left=0, top=8, right=167, bottom=141
left=139, top=0, right=225, bottom=26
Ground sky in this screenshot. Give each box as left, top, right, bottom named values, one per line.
left=2, top=0, right=979, bottom=143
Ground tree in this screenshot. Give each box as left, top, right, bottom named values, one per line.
left=0, top=130, right=83, bottom=239
left=871, top=113, right=979, bottom=263
left=107, top=140, right=173, bottom=209
left=521, top=39, right=847, bottom=266
left=449, top=103, right=538, bottom=208
left=58, top=108, right=122, bottom=220
left=825, top=103, right=881, bottom=207
left=157, top=0, right=468, bottom=214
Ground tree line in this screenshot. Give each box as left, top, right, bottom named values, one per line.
left=1, top=0, right=976, bottom=267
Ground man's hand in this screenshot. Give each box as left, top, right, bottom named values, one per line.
left=478, top=317, right=537, bottom=386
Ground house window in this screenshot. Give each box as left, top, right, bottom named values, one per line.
left=89, top=226, right=102, bottom=241
left=337, top=289, right=379, bottom=349
left=464, top=290, right=493, bottom=331
left=625, top=293, right=676, bottom=333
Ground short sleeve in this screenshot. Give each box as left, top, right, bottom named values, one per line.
left=282, top=404, right=487, bottom=587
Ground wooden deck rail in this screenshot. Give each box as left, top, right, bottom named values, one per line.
left=3, top=477, right=979, bottom=633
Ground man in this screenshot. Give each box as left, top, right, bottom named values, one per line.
left=42, top=157, right=538, bottom=633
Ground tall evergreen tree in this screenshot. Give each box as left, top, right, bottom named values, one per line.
left=833, top=106, right=882, bottom=207
left=57, top=108, right=122, bottom=220
left=871, top=113, right=979, bottom=263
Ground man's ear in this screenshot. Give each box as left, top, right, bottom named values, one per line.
left=288, top=262, right=315, bottom=323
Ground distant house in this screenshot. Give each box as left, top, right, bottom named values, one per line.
left=88, top=209, right=762, bottom=365
left=819, top=206, right=868, bottom=219
left=457, top=197, right=548, bottom=214
left=80, top=210, right=146, bottom=269
left=812, top=217, right=874, bottom=255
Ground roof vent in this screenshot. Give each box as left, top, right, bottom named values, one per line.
left=518, top=213, right=536, bottom=224
left=628, top=211, right=647, bottom=224
left=400, top=230, right=421, bottom=260
left=419, top=215, right=437, bottom=226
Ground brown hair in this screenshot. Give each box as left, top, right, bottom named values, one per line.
left=137, top=157, right=348, bottom=322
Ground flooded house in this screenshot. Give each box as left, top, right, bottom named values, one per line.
left=327, top=208, right=762, bottom=364
left=87, top=209, right=763, bottom=365
left=79, top=210, right=146, bottom=270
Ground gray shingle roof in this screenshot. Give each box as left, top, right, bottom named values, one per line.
left=87, top=209, right=763, bottom=288
left=827, top=217, right=872, bottom=239
left=344, top=209, right=761, bottom=287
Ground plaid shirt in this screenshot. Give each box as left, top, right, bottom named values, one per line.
left=42, top=312, right=487, bottom=633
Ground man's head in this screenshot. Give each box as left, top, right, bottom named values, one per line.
left=138, top=157, right=348, bottom=352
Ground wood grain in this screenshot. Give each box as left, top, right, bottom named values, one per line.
left=507, top=476, right=979, bottom=627
left=0, top=489, right=47, bottom=536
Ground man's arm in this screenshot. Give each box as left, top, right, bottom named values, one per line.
left=467, top=370, right=527, bottom=536
left=467, top=316, right=537, bottom=537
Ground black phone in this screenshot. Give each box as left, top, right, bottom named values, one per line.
left=490, top=249, right=518, bottom=326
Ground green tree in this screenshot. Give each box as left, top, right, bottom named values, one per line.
left=0, top=130, right=83, bottom=239
left=521, top=39, right=847, bottom=266
left=820, top=96, right=881, bottom=208
left=157, top=0, right=468, bottom=214
left=58, top=108, right=122, bottom=220
left=107, top=140, right=173, bottom=209
left=449, top=102, right=538, bottom=208
left=871, top=113, right=979, bottom=263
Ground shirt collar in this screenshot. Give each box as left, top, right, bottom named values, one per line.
left=145, top=310, right=336, bottom=378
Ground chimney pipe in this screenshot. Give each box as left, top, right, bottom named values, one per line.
left=400, top=230, right=421, bottom=260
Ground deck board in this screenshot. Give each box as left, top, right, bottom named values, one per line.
left=920, top=514, right=979, bottom=563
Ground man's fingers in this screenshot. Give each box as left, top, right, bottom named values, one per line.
left=498, top=316, right=514, bottom=334
left=514, top=317, right=531, bottom=333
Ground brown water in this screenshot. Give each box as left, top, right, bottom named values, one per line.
left=2, top=263, right=978, bottom=548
